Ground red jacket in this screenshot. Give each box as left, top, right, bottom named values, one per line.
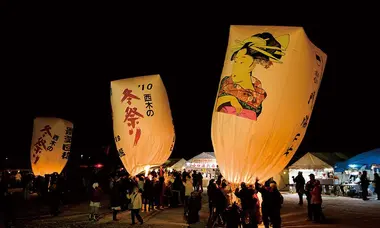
left=91, top=187, right=101, bottom=202
left=311, top=181, right=322, bottom=204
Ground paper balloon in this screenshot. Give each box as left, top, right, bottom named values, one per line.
left=211, top=25, right=327, bottom=184
left=111, top=74, right=175, bottom=176
left=30, top=117, right=73, bottom=176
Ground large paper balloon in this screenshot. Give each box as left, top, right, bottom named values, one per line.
left=211, top=25, right=327, bottom=184
left=30, top=117, right=73, bottom=176
left=111, top=75, right=175, bottom=176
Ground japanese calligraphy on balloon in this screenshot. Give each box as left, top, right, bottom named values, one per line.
left=32, top=125, right=61, bottom=164
left=61, top=126, right=73, bottom=159
left=119, top=83, right=155, bottom=152
left=284, top=53, right=325, bottom=157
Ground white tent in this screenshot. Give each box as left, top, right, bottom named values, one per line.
left=186, top=152, right=217, bottom=169
left=289, top=152, right=332, bottom=170
left=188, top=152, right=216, bottom=161
left=273, top=168, right=289, bottom=191
left=186, top=152, right=218, bottom=183
left=288, top=152, right=334, bottom=186
left=169, top=158, right=187, bottom=171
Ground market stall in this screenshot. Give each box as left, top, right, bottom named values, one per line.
left=185, top=152, right=218, bottom=186
left=334, top=148, right=380, bottom=197
left=288, top=152, right=335, bottom=193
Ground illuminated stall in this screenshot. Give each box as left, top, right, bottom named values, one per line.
left=186, top=152, right=218, bottom=180
left=334, top=148, right=380, bottom=197
left=288, top=153, right=335, bottom=193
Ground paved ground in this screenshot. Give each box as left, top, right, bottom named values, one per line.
left=278, top=193, right=380, bottom=228
left=8, top=192, right=380, bottom=227
left=19, top=202, right=206, bottom=228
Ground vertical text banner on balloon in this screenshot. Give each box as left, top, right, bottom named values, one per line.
left=30, top=117, right=74, bottom=176
left=211, top=25, right=327, bottom=184
left=111, top=75, right=175, bottom=176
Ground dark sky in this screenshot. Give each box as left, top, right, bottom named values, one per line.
left=2, top=3, right=379, bottom=168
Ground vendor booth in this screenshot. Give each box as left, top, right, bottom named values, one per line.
left=334, top=148, right=380, bottom=197
left=288, top=153, right=336, bottom=193
left=186, top=152, right=218, bottom=186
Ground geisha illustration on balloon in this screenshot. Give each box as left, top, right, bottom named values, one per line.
left=216, top=32, right=290, bottom=120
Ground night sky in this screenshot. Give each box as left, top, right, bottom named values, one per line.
left=2, top=3, right=379, bottom=169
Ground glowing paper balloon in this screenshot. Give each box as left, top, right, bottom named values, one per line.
left=211, top=25, right=327, bottom=184
left=111, top=74, right=175, bottom=176
left=30, top=117, right=73, bottom=176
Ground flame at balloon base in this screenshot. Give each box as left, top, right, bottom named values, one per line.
left=144, top=165, right=150, bottom=177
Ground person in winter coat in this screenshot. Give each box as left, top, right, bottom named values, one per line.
left=110, top=178, right=122, bottom=221
left=235, top=182, right=257, bottom=228
left=183, top=174, right=193, bottom=217
left=292, top=172, right=305, bottom=205
left=374, top=173, right=380, bottom=200
left=172, top=173, right=183, bottom=207
left=89, top=182, right=102, bottom=221
left=214, top=184, right=228, bottom=225
left=360, top=171, right=370, bottom=201
left=310, top=180, right=323, bottom=223
left=252, top=188, right=263, bottom=225
left=222, top=182, right=232, bottom=206
left=197, top=172, right=204, bottom=192
left=153, top=177, right=162, bottom=209
left=192, top=171, right=198, bottom=191
left=142, top=177, right=154, bottom=211
left=187, top=191, right=202, bottom=224
left=137, top=176, right=144, bottom=192
left=49, top=175, right=60, bottom=216
left=127, top=187, right=143, bottom=225
left=159, top=176, right=165, bottom=209
left=164, top=180, right=173, bottom=207
left=207, top=179, right=217, bottom=216
left=255, top=180, right=283, bottom=228
left=224, top=202, right=242, bottom=228
left=305, top=174, right=317, bottom=221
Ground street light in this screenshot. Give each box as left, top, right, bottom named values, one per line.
left=5, top=157, right=8, bottom=160
left=81, top=154, right=84, bottom=159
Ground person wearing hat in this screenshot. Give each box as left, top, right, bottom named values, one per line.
left=89, top=182, right=102, bottom=221
left=292, top=171, right=306, bottom=205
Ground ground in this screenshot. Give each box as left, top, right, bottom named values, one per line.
left=8, top=192, right=380, bottom=227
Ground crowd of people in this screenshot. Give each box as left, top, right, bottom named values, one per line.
left=206, top=177, right=284, bottom=228
left=2, top=167, right=379, bottom=227
left=88, top=169, right=204, bottom=225
left=354, top=171, right=380, bottom=201
left=292, top=170, right=380, bottom=226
